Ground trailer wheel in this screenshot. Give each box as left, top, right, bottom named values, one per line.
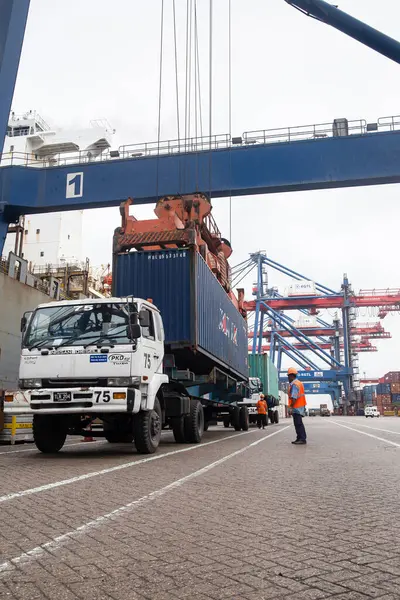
left=33, top=415, right=67, bottom=453
left=204, top=420, right=209, bottom=432
left=134, top=398, right=162, bottom=454
left=239, top=406, right=249, bottom=431
left=172, top=417, right=186, bottom=443
left=184, top=400, right=204, bottom=443
left=274, top=411, right=279, bottom=424
left=223, top=416, right=230, bottom=428
left=231, top=406, right=241, bottom=431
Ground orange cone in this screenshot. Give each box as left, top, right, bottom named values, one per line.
left=83, top=424, right=94, bottom=442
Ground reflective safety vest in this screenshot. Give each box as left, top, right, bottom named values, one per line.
left=256, top=399, right=267, bottom=415
left=289, top=379, right=307, bottom=409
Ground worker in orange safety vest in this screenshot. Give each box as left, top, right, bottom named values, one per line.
left=288, top=367, right=307, bottom=445
left=256, top=393, right=268, bottom=429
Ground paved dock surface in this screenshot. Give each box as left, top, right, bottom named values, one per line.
left=0, top=417, right=399, bottom=600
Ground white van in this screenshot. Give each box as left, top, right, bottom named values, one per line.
left=365, top=406, right=380, bottom=418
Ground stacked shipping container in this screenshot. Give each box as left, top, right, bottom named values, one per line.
left=363, top=371, right=400, bottom=414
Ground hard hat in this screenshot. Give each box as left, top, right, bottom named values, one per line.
left=287, top=367, right=298, bottom=375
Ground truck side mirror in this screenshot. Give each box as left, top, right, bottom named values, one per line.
left=20, top=311, right=32, bottom=332
left=128, top=324, right=141, bottom=339
left=259, top=383, right=263, bottom=391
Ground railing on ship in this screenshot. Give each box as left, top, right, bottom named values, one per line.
left=1, top=114, right=400, bottom=169
left=0, top=255, right=70, bottom=300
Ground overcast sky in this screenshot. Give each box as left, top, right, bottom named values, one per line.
left=10, top=0, right=400, bottom=404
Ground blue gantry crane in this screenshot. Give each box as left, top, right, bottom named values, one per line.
left=2, top=1, right=400, bottom=255
left=232, top=251, right=352, bottom=407
left=284, top=0, right=400, bottom=65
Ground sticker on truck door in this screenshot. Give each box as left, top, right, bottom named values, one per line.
left=90, top=355, right=108, bottom=363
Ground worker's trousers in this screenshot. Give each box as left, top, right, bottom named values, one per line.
left=293, top=413, right=307, bottom=441
left=257, top=414, right=267, bottom=428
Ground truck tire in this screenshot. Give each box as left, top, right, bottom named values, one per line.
left=184, top=400, right=204, bottom=443
left=134, top=398, right=162, bottom=454
left=274, top=411, right=279, bottom=424
left=33, top=415, right=67, bottom=453
left=239, top=406, right=249, bottom=431
left=172, top=417, right=186, bottom=443
left=231, top=406, right=241, bottom=431
left=204, top=420, right=209, bottom=432
left=223, top=416, right=230, bottom=428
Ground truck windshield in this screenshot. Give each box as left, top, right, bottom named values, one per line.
left=249, top=378, right=261, bottom=392
left=23, top=303, right=137, bottom=349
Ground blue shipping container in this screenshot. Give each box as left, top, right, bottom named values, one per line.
left=391, top=394, right=400, bottom=404
left=115, top=249, right=248, bottom=380
left=377, top=383, right=391, bottom=395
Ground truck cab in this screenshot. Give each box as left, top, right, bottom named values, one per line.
left=18, top=298, right=172, bottom=453
left=365, top=405, right=380, bottom=418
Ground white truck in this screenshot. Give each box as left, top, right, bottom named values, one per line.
left=16, top=297, right=250, bottom=454
left=236, top=377, right=279, bottom=425
left=236, top=377, right=263, bottom=426
left=364, top=405, right=380, bottom=418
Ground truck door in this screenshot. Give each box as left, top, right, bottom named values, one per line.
left=139, top=307, right=163, bottom=379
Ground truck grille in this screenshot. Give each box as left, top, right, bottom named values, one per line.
left=42, top=379, right=108, bottom=388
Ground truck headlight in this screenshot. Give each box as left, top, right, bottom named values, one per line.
left=107, top=377, right=140, bottom=387
left=19, top=378, right=42, bottom=389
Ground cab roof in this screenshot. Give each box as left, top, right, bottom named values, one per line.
left=36, top=297, right=160, bottom=312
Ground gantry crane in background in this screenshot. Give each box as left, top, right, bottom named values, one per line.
left=231, top=251, right=400, bottom=411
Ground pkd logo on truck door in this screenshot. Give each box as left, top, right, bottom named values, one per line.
left=219, top=310, right=238, bottom=346
left=109, top=354, right=130, bottom=365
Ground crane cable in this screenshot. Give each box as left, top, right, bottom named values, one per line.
left=228, top=0, right=232, bottom=243
left=156, top=0, right=165, bottom=201
left=194, top=3, right=203, bottom=139
left=172, top=0, right=181, bottom=146
left=208, top=0, right=213, bottom=199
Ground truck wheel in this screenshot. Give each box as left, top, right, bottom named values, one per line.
left=172, top=417, right=186, bottom=443
left=33, top=415, right=67, bottom=453
left=204, top=420, right=209, bottom=431
left=134, top=398, right=162, bottom=454
left=231, top=406, right=241, bottom=431
left=223, top=416, right=230, bottom=428
left=239, top=406, right=249, bottom=431
left=184, top=400, right=204, bottom=443
left=274, top=411, right=279, bottom=424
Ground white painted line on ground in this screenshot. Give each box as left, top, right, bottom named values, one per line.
left=0, top=426, right=289, bottom=573
left=0, top=428, right=278, bottom=504
left=344, top=421, right=400, bottom=436
left=0, top=440, right=106, bottom=456
left=0, top=430, right=172, bottom=456
left=331, top=421, right=400, bottom=448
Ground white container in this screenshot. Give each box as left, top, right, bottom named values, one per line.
left=288, top=280, right=317, bottom=297
left=294, top=316, right=318, bottom=329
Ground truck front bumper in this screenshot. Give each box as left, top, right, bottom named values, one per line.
left=15, top=387, right=141, bottom=415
